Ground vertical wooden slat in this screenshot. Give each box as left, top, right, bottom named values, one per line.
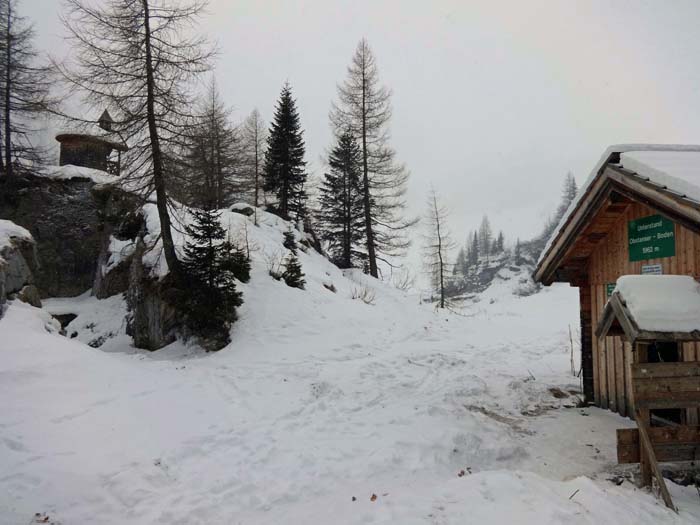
left=592, top=285, right=600, bottom=404
left=686, top=343, right=699, bottom=425
left=615, top=337, right=626, bottom=417
left=607, top=334, right=617, bottom=413
left=579, top=285, right=594, bottom=403
left=635, top=343, right=652, bottom=487
left=624, top=341, right=634, bottom=416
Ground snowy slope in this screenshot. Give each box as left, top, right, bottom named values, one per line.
left=1, top=208, right=699, bottom=524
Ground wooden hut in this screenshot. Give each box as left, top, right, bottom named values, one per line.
left=534, top=144, right=700, bottom=505
left=55, top=110, right=128, bottom=174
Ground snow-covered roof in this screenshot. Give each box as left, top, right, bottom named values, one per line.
left=619, top=150, right=700, bottom=204
left=55, top=122, right=128, bottom=151
left=597, top=275, right=700, bottom=342
left=38, top=165, right=120, bottom=185
left=536, top=144, right=700, bottom=283
left=616, top=275, right=700, bottom=333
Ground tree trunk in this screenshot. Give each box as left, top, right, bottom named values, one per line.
left=253, top=126, right=259, bottom=225
left=4, top=2, right=12, bottom=177
left=360, top=55, right=378, bottom=278
left=142, top=0, right=180, bottom=279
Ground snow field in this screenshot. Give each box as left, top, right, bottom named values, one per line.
left=1, top=207, right=699, bottom=524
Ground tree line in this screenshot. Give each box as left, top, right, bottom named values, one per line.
left=422, top=173, right=578, bottom=308
left=0, top=0, right=417, bottom=347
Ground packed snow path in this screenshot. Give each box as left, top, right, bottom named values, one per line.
left=2, top=210, right=699, bottom=523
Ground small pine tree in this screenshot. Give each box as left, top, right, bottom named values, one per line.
left=494, top=231, right=505, bottom=253
left=283, top=229, right=298, bottom=254
left=469, top=231, right=479, bottom=266
left=453, top=247, right=466, bottom=277
left=282, top=252, right=305, bottom=289
left=557, top=172, right=578, bottom=218
left=263, top=82, right=308, bottom=220
left=219, top=240, right=251, bottom=283
left=181, top=208, right=243, bottom=349
left=479, top=215, right=492, bottom=258
left=514, top=238, right=523, bottom=265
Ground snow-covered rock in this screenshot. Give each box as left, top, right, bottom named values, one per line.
left=0, top=219, right=37, bottom=313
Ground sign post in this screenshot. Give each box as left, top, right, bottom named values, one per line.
left=628, top=215, right=675, bottom=262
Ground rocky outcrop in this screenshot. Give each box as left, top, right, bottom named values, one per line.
left=125, top=239, right=180, bottom=350
left=0, top=173, right=141, bottom=298
left=0, top=221, right=39, bottom=313
left=92, top=187, right=142, bottom=299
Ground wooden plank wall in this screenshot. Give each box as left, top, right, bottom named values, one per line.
left=588, top=202, right=700, bottom=423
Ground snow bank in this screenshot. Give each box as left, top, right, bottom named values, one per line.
left=616, top=274, right=700, bottom=332
left=1, top=203, right=698, bottom=523
left=0, top=219, right=32, bottom=251
left=38, top=164, right=119, bottom=184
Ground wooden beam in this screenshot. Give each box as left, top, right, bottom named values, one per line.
left=636, top=410, right=677, bottom=512
left=609, top=293, right=640, bottom=344
left=632, top=362, right=700, bottom=409
left=617, top=426, right=700, bottom=464
left=632, top=362, right=700, bottom=379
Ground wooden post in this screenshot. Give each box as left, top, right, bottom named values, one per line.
left=579, top=284, right=594, bottom=403
left=636, top=409, right=676, bottom=511
left=635, top=342, right=652, bottom=487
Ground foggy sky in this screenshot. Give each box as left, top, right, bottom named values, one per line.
left=26, top=0, right=700, bottom=272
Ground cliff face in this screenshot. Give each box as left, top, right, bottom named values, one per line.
left=0, top=173, right=140, bottom=299
left=0, top=174, right=103, bottom=297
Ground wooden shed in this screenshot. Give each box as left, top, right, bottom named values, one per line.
left=534, top=144, right=700, bottom=422
left=55, top=110, right=128, bottom=174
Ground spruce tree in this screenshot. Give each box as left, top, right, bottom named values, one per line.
left=557, top=172, right=578, bottom=218
left=283, top=229, right=297, bottom=254
left=282, top=252, right=305, bottom=289
left=469, top=231, right=479, bottom=266
left=494, top=231, right=505, bottom=253
left=181, top=208, right=244, bottom=349
left=514, top=238, right=523, bottom=265
left=478, top=215, right=492, bottom=257
left=453, top=247, right=466, bottom=277
left=318, top=131, right=365, bottom=269
left=263, top=83, right=307, bottom=220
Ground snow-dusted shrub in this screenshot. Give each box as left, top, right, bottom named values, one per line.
left=282, top=253, right=305, bottom=289
left=350, top=286, right=375, bottom=305
left=263, top=249, right=284, bottom=281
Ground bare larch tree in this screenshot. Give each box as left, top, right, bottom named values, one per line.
left=423, top=187, right=455, bottom=309
left=241, top=108, right=266, bottom=223
left=0, top=0, right=54, bottom=176
left=331, top=38, right=416, bottom=278
left=182, top=80, right=240, bottom=209
left=59, top=0, right=213, bottom=279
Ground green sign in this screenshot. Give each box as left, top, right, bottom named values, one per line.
left=628, top=214, right=675, bottom=262
left=606, top=283, right=616, bottom=297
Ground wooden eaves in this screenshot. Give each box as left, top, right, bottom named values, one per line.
left=535, top=155, right=700, bottom=286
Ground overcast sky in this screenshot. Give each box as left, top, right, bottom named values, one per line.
left=26, top=0, right=700, bottom=272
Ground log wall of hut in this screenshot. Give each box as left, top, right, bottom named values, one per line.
left=59, top=139, right=111, bottom=172
left=587, top=201, right=700, bottom=423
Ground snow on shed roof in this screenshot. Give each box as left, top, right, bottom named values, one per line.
left=620, top=150, right=700, bottom=204
left=614, top=275, right=700, bottom=334
left=536, top=144, right=700, bottom=275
